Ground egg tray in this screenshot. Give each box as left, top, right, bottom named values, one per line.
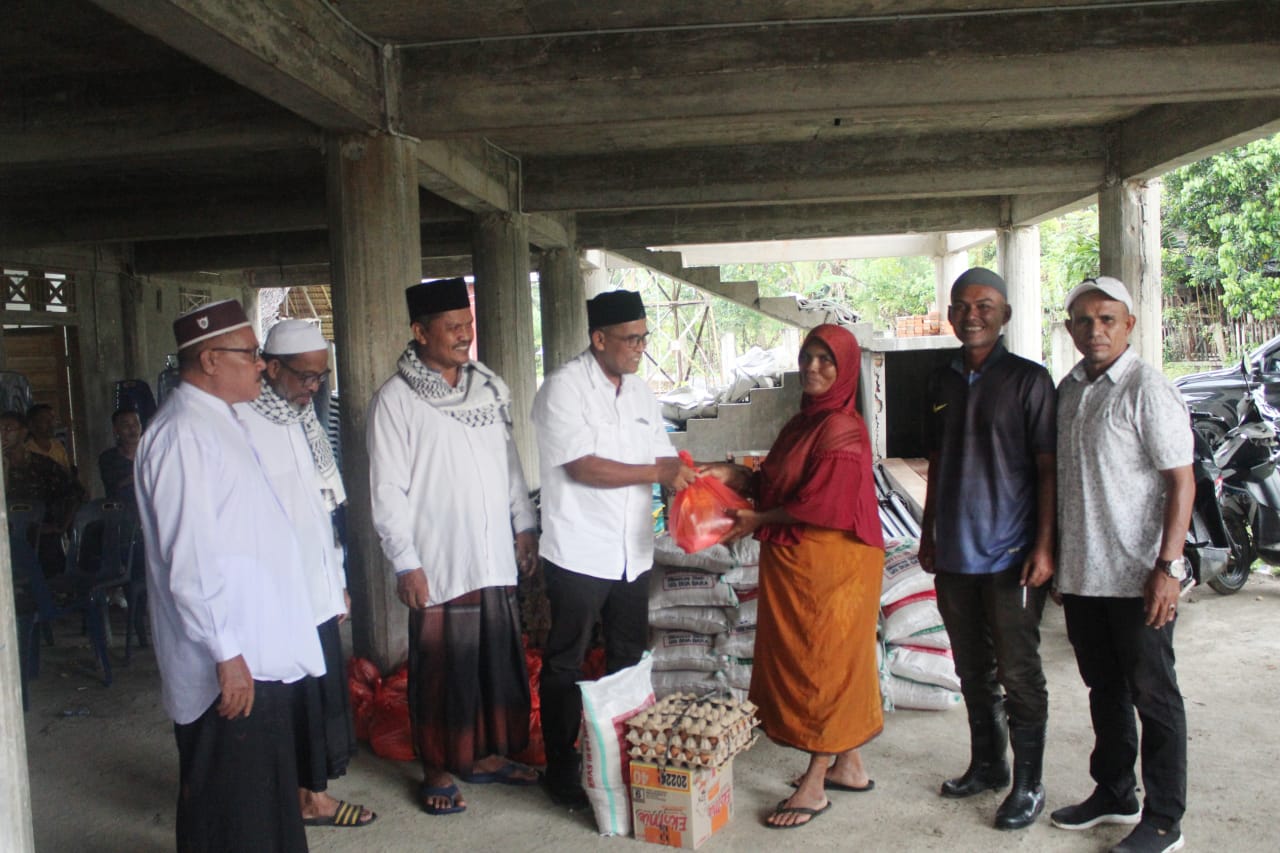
left=624, top=692, right=760, bottom=769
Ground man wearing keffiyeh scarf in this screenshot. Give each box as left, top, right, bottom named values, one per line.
left=237, top=320, right=376, bottom=829
left=368, top=279, right=540, bottom=818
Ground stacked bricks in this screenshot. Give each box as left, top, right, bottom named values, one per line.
left=894, top=312, right=954, bottom=337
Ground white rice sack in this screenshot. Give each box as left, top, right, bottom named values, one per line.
left=652, top=533, right=761, bottom=573
left=885, top=674, right=962, bottom=711
left=882, top=591, right=951, bottom=650
left=732, top=596, right=758, bottom=629
left=649, top=605, right=733, bottom=635
left=649, top=567, right=739, bottom=609
left=715, top=624, right=757, bottom=659
left=721, top=563, right=759, bottom=591
left=579, top=654, right=656, bottom=836
left=887, top=644, right=961, bottom=692
left=650, top=669, right=725, bottom=699
left=650, top=630, right=726, bottom=673
left=724, top=658, right=753, bottom=691
left=653, top=534, right=735, bottom=573
left=882, top=538, right=935, bottom=606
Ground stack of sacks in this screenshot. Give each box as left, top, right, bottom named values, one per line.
left=648, top=534, right=760, bottom=699
left=879, top=538, right=963, bottom=711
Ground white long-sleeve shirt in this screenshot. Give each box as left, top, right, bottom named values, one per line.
left=136, top=383, right=325, bottom=725
left=235, top=404, right=347, bottom=625
left=367, top=370, right=537, bottom=606
left=532, top=349, right=676, bottom=582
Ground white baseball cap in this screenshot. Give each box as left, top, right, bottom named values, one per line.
left=1064, top=276, right=1133, bottom=313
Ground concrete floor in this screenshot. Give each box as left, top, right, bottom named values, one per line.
left=20, top=573, right=1280, bottom=852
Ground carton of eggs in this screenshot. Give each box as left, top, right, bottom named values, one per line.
left=624, top=693, right=760, bottom=768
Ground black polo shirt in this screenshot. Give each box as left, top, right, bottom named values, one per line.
left=926, top=339, right=1056, bottom=574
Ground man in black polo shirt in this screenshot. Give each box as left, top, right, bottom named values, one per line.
left=919, top=267, right=1057, bottom=831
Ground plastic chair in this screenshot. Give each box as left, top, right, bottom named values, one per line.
left=123, top=516, right=148, bottom=663
left=7, top=500, right=46, bottom=710
left=59, top=499, right=137, bottom=686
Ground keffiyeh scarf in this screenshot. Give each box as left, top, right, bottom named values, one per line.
left=396, top=345, right=511, bottom=428
left=249, top=379, right=347, bottom=511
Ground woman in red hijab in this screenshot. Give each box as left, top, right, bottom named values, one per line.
left=706, top=324, right=884, bottom=830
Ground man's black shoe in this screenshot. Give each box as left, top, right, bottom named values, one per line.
left=1050, top=787, right=1141, bottom=830
left=1109, top=821, right=1184, bottom=853
left=544, top=776, right=590, bottom=810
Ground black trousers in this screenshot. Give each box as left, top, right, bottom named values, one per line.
left=539, top=560, right=649, bottom=767
left=174, top=680, right=307, bottom=853
left=935, top=567, right=1049, bottom=724
left=1062, top=594, right=1187, bottom=831
left=294, top=617, right=357, bottom=792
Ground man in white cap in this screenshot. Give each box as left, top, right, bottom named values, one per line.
left=136, top=300, right=324, bottom=852
left=368, top=278, right=541, bottom=817
left=237, top=319, right=375, bottom=829
left=1052, top=276, right=1193, bottom=853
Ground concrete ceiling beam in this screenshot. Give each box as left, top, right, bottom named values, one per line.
left=1116, top=97, right=1280, bottom=181
left=523, top=129, right=1104, bottom=211
left=133, top=223, right=474, bottom=274
left=89, top=0, right=385, bottom=132
left=399, top=1, right=1280, bottom=136
left=577, top=198, right=1006, bottom=248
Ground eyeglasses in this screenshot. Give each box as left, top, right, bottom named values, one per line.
left=210, top=346, right=262, bottom=361
left=606, top=332, right=650, bottom=349
left=277, top=361, right=332, bottom=389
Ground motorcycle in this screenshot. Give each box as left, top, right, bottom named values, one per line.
left=1207, top=363, right=1280, bottom=594
left=1184, top=427, right=1230, bottom=594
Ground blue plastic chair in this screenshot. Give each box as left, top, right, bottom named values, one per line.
left=7, top=499, right=46, bottom=710
left=60, top=499, right=137, bottom=686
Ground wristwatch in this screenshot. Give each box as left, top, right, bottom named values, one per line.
left=1155, top=557, right=1188, bottom=581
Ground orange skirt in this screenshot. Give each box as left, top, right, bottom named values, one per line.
left=748, top=528, right=884, bottom=754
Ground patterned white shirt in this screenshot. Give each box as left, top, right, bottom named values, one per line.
left=1056, top=348, right=1193, bottom=597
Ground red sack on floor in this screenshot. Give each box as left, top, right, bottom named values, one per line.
left=669, top=451, right=752, bottom=553
left=367, top=665, right=414, bottom=761
left=347, top=656, right=382, bottom=741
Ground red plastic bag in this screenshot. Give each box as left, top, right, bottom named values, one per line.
left=367, top=664, right=415, bottom=761
left=347, top=656, right=382, bottom=741
left=669, top=451, right=752, bottom=553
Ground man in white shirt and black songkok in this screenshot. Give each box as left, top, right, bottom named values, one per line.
left=368, top=278, right=541, bottom=817
left=136, top=300, right=324, bottom=853
left=237, top=319, right=376, bottom=829
left=531, top=289, right=697, bottom=809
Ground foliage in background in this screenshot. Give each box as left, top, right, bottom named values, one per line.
left=1163, top=134, right=1280, bottom=320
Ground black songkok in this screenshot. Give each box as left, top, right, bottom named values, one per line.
left=586, top=290, right=646, bottom=330
left=406, top=278, right=470, bottom=323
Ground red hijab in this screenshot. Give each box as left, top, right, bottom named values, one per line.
left=757, top=324, right=884, bottom=548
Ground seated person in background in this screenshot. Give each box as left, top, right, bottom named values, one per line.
left=2, top=410, right=83, bottom=576
left=26, top=403, right=73, bottom=470
left=99, top=408, right=142, bottom=505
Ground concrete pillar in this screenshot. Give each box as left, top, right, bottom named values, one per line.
left=472, top=212, right=538, bottom=489
left=0, top=497, right=36, bottom=851
left=326, top=133, right=421, bottom=671
left=1100, top=179, right=1163, bottom=366
left=77, top=254, right=130, bottom=495
left=581, top=249, right=612, bottom=298
left=933, top=244, right=969, bottom=317
left=537, top=226, right=587, bottom=377
left=998, top=225, right=1044, bottom=362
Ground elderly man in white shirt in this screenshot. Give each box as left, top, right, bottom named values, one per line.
left=531, top=289, right=697, bottom=809
left=136, top=300, right=323, bottom=853
left=368, top=278, right=541, bottom=817
left=237, top=319, right=375, bottom=829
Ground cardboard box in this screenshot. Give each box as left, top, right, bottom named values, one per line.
left=630, top=759, right=734, bottom=849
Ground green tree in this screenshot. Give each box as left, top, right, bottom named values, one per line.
left=1163, top=133, right=1280, bottom=319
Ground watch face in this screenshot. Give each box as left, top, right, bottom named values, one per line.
left=1165, top=559, right=1187, bottom=581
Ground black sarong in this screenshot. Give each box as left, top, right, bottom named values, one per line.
left=294, top=616, right=358, bottom=792
left=407, top=585, right=530, bottom=773
left=174, top=680, right=307, bottom=853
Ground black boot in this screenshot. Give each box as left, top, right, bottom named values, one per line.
left=994, top=720, right=1046, bottom=830
left=941, top=705, right=1010, bottom=798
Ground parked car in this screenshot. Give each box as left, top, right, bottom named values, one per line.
left=1176, top=334, right=1280, bottom=445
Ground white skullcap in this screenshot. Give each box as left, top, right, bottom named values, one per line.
left=263, top=319, right=328, bottom=355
